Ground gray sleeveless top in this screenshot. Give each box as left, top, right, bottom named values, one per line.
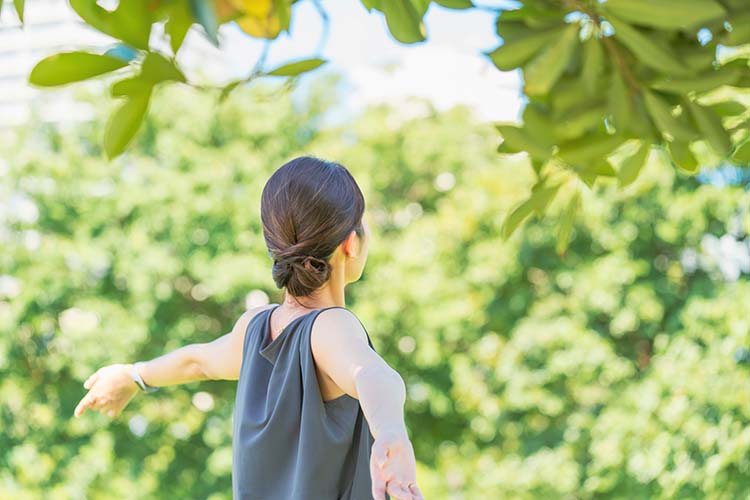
left=232, top=304, right=390, bottom=500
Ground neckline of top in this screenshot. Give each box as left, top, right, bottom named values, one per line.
left=263, top=304, right=347, bottom=348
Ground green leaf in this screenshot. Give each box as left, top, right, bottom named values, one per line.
left=618, top=140, right=650, bottom=187
left=554, top=102, right=607, bottom=141
left=502, top=197, right=536, bottom=239
left=684, top=99, right=732, bottom=157
left=266, top=58, right=327, bottom=76
left=607, top=70, right=632, bottom=132
left=495, top=19, right=534, bottom=42
left=141, top=52, right=186, bottom=83
left=69, top=0, right=152, bottom=50
left=557, top=134, right=626, bottom=166
left=523, top=24, right=580, bottom=96
left=667, top=140, right=699, bottom=173
left=528, top=177, right=563, bottom=216
left=643, top=90, right=699, bottom=142
left=710, top=101, right=746, bottom=117
left=111, top=77, right=153, bottom=97
left=104, top=90, right=152, bottom=160
left=649, top=66, right=742, bottom=95
left=731, top=139, right=750, bottom=164
left=602, top=0, right=726, bottom=30
left=495, top=124, right=554, bottom=160
left=166, top=1, right=194, bottom=54
left=219, top=80, right=244, bottom=102
left=722, top=12, right=750, bottom=45
left=378, top=0, right=426, bottom=44
left=13, top=0, right=24, bottom=23
left=556, top=188, right=580, bottom=255
left=434, top=0, right=473, bottom=9
left=189, top=0, right=219, bottom=46
left=29, top=52, right=129, bottom=87
left=581, top=38, right=605, bottom=95
left=485, top=26, right=565, bottom=71
left=501, top=178, right=562, bottom=238
left=606, top=13, right=691, bottom=76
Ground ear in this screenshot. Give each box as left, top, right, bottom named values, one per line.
left=341, top=229, right=359, bottom=258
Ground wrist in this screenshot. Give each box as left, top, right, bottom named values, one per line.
left=131, top=361, right=159, bottom=393
left=375, top=424, right=409, bottom=441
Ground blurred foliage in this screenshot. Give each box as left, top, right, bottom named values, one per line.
left=15, top=0, right=750, bottom=252
left=1, top=74, right=749, bottom=499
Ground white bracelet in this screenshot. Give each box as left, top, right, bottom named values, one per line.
left=131, top=362, right=158, bottom=393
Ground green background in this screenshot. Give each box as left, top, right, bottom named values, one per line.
left=1, top=74, right=749, bottom=499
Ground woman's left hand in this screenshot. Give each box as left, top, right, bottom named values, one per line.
left=370, top=427, right=425, bottom=500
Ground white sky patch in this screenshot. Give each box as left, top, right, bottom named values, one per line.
left=344, top=44, right=522, bottom=123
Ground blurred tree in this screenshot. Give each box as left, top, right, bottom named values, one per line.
left=1, top=74, right=748, bottom=498
left=9, top=0, right=750, bottom=252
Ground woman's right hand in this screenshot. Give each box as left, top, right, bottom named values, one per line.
left=73, top=363, right=140, bottom=418
left=370, top=427, right=425, bottom=500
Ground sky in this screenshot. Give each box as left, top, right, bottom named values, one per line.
left=184, top=0, right=524, bottom=125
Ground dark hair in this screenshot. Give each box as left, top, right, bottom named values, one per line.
left=261, top=155, right=365, bottom=298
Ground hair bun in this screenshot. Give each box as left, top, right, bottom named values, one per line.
left=271, top=254, right=331, bottom=296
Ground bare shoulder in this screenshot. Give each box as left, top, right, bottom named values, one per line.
left=312, top=307, right=369, bottom=345
left=232, top=303, right=275, bottom=336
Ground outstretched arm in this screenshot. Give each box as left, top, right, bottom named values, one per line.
left=311, top=309, right=424, bottom=500
left=73, top=305, right=269, bottom=418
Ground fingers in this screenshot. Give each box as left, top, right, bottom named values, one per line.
left=371, top=470, right=386, bottom=500
left=74, top=393, right=116, bottom=418
left=408, top=483, right=425, bottom=500
left=387, top=480, right=422, bottom=500
left=74, top=393, right=98, bottom=418
left=370, top=447, right=386, bottom=500
left=83, top=370, right=100, bottom=390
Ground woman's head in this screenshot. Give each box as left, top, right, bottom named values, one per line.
left=261, top=156, right=369, bottom=298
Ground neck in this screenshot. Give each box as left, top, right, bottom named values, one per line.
left=282, top=266, right=346, bottom=310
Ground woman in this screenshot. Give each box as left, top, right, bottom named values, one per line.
left=73, top=156, right=424, bottom=500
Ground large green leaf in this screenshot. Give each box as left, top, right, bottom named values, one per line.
left=13, top=0, right=24, bottom=23
left=434, top=0, right=473, bottom=9
left=69, top=0, right=152, bottom=50
left=557, top=134, right=626, bottom=166
left=554, top=102, right=607, bottom=141
left=266, top=58, right=328, bottom=76
left=141, top=52, right=186, bottom=83
left=556, top=187, right=580, bottom=255
left=643, top=90, right=699, bottom=142
left=581, top=38, right=606, bottom=95
left=723, top=13, right=750, bottom=45
left=649, top=66, right=742, bottom=95
left=29, top=52, right=129, bottom=87
left=104, top=90, right=152, bottom=160
left=667, top=140, right=699, bottom=173
left=485, top=26, right=565, bottom=71
left=684, top=99, right=732, bottom=157
left=602, top=0, right=726, bottom=30
left=523, top=24, right=580, bottom=96
left=496, top=124, right=554, bottom=160
left=165, top=1, right=194, bottom=54
left=378, top=0, right=426, bottom=44
left=731, top=139, right=750, bottom=164
left=607, top=70, right=632, bottom=132
left=617, top=140, right=650, bottom=187
left=606, top=14, right=691, bottom=76
left=501, top=177, right=562, bottom=238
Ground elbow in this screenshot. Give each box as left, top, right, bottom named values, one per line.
left=355, top=364, right=405, bottom=401
left=188, top=344, right=212, bottom=380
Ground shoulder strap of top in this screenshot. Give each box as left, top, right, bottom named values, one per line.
left=311, top=306, right=376, bottom=351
